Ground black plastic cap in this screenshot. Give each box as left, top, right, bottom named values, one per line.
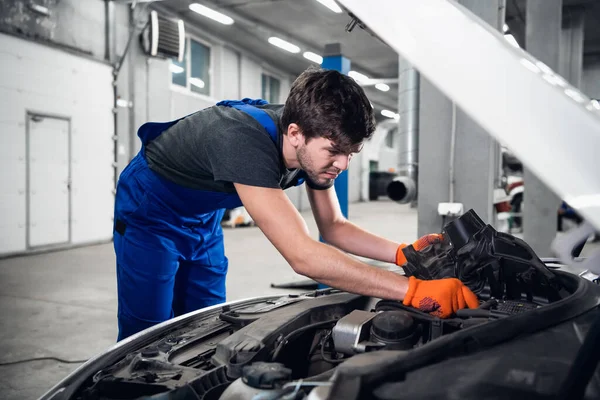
left=444, top=209, right=486, bottom=250
left=371, top=311, right=415, bottom=342
left=242, top=362, right=292, bottom=389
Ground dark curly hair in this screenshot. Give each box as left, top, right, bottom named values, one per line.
left=281, top=67, right=376, bottom=153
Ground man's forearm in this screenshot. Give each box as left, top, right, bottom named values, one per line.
left=292, top=240, right=409, bottom=301
left=321, top=219, right=401, bottom=263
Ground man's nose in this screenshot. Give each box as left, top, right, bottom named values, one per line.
left=333, top=155, right=350, bottom=171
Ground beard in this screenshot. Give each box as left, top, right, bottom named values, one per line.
left=297, top=145, right=337, bottom=187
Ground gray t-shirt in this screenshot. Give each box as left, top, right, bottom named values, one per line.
left=145, top=104, right=331, bottom=193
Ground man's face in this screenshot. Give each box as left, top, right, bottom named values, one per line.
left=296, top=136, right=363, bottom=186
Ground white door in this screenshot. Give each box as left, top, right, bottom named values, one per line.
left=28, top=115, right=70, bottom=248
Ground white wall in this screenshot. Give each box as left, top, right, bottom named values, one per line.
left=240, top=57, right=263, bottom=98
left=0, top=34, right=114, bottom=255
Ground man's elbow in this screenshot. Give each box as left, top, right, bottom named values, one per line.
left=287, top=240, right=319, bottom=277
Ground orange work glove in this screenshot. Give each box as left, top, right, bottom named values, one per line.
left=395, top=233, right=444, bottom=266
left=403, top=276, right=479, bottom=318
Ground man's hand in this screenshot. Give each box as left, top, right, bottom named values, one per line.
left=395, top=234, right=443, bottom=266
left=403, top=276, right=478, bottom=318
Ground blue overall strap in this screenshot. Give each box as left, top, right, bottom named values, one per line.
left=217, top=98, right=304, bottom=187
left=216, top=98, right=278, bottom=144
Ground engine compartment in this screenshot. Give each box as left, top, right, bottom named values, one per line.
left=72, top=285, right=575, bottom=400
left=63, top=210, right=600, bottom=400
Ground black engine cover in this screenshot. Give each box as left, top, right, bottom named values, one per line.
left=401, top=209, right=567, bottom=302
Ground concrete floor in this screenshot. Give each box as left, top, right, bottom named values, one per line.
left=0, top=200, right=417, bottom=400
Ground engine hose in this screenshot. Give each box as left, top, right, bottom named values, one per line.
left=271, top=319, right=338, bottom=362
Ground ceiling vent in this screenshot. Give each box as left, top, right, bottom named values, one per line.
left=140, top=10, right=185, bottom=62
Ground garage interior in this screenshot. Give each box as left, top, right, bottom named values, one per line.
left=0, top=0, right=600, bottom=399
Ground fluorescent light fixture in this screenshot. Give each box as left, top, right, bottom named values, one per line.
left=504, top=34, right=519, bottom=48
left=268, top=37, right=300, bottom=53
left=170, top=63, right=184, bottom=74
left=348, top=70, right=370, bottom=84
left=28, top=3, right=50, bottom=17
left=189, top=3, right=234, bottom=25
left=116, top=99, right=129, bottom=108
left=314, top=0, right=342, bottom=13
left=303, top=51, right=323, bottom=64
left=178, top=19, right=186, bottom=62
left=381, top=109, right=400, bottom=120
left=190, top=77, right=206, bottom=88
left=503, top=23, right=509, bottom=33
left=150, top=11, right=159, bottom=56
left=375, top=83, right=390, bottom=92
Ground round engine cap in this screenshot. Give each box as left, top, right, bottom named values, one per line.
left=242, top=362, right=292, bottom=389
left=371, top=311, right=415, bottom=341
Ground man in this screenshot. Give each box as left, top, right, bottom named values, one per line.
left=113, top=67, right=478, bottom=341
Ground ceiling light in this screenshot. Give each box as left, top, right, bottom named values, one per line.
left=591, top=99, right=600, bottom=110
left=28, top=3, right=50, bottom=17
left=381, top=110, right=399, bottom=120
left=348, top=70, right=370, bottom=84
left=314, top=0, right=342, bottom=13
left=190, top=77, right=205, bottom=88
left=303, top=51, right=323, bottom=64
left=189, top=3, right=234, bottom=25
left=503, top=23, right=509, bottom=33
left=375, top=83, right=390, bottom=92
left=268, top=37, right=300, bottom=53
left=169, top=63, right=184, bottom=74
left=504, top=34, right=519, bottom=48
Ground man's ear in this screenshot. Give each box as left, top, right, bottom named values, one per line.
left=286, top=123, right=304, bottom=148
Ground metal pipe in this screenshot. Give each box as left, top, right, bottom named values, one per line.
left=388, top=56, right=419, bottom=204
left=449, top=102, right=457, bottom=203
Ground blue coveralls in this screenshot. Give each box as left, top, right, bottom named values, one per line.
left=113, top=99, right=299, bottom=341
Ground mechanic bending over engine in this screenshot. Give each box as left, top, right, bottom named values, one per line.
left=113, top=67, right=479, bottom=341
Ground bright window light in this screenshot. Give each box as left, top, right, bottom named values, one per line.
left=375, top=83, right=390, bottom=92
left=504, top=34, right=520, bottom=48
left=170, top=63, right=184, bottom=74
left=348, top=70, right=370, bottom=84
left=381, top=109, right=400, bottom=120
left=303, top=51, right=323, bottom=64
left=190, top=77, right=205, bottom=89
left=268, top=37, right=300, bottom=53
left=189, top=3, right=234, bottom=25
left=314, top=0, right=342, bottom=13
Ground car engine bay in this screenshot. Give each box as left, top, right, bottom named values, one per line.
left=54, top=211, right=600, bottom=400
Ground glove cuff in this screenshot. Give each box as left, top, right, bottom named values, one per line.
left=395, top=243, right=408, bottom=266
left=402, top=276, right=420, bottom=306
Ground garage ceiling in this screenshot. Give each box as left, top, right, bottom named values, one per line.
left=151, top=0, right=600, bottom=113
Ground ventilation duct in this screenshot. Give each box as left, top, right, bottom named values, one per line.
left=388, top=56, right=420, bottom=204
left=140, top=10, right=185, bottom=62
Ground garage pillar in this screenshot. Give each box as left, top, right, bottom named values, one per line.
left=522, top=0, right=563, bottom=256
